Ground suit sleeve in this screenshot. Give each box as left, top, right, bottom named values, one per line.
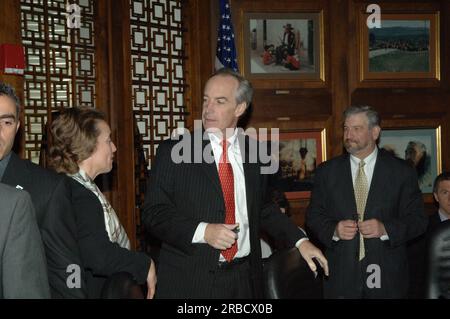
left=383, top=165, right=428, bottom=247
left=40, top=176, right=87, bottom=298
left=259, top=173, right=305, bottom=247
left=76, top=188, right=152, bottom=284
left=3, top=191, right=51, bottom=298
left=142, top=141, right=199, bottom=255
left=305, top=164, right=339, bottom=248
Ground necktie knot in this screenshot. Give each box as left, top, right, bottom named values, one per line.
left=359, top=160, right=366, bottom=169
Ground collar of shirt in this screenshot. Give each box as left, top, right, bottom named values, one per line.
left=438, top=209, right=450, bottom=222
left=0, top=152, right=12, bottom=181
left=208, top=128, right=239, bottom=148
left=349, top=147, right=378, bottom=187
left=207, top=129, right=241, bottom=165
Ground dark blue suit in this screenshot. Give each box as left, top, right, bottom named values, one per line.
left=307, top=149, right=428, bottom=298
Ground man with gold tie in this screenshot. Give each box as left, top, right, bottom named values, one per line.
left=306, top=105, right=428, bottom=298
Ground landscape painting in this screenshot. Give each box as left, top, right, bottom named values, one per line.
left=368, top=19, right=430, bottom=72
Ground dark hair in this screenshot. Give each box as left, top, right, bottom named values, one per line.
left=343, top=105, right=381, bottom=129
left=48, top=106, right=106, bottom=174
left=0, top=82, right=20, bottom=116
left=433, top=172, right=450, bottom=194
left=212, top=68, right=253, bottom=106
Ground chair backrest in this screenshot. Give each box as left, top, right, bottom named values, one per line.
left=426, top=220, right=450, bottom=299
left=263, top=247, right=323, bottom=299
left=101, top=272, right=145, bottom=299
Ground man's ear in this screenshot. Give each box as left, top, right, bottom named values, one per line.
left=433, top=192, right=439, bottom=203
left=235, top=102, right=247, bottom=118
left=372, top=125, right=381, bottom=140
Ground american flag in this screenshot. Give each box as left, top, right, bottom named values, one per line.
left=215, top=0, right=238, bottom=71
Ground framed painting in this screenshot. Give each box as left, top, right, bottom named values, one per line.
left=240, top=11, right=325, bottom=87
left=358, top=12, right=440, bottom=85
left=378, top=126, right=442, bottom=194
left=274, top=129, right=327, bottom=200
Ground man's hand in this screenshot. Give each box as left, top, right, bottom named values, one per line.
left=204, top=223, right=238, bottom=250
left=335, top=220, right=358, bottom=240
left=297, top=240, right=329, bottom=277
left=146, top=259, right=157, bottom=299
left=358, top=218, right=387, bottom=238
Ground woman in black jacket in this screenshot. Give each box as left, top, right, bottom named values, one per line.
left=48, top=106, right=156, bottom=298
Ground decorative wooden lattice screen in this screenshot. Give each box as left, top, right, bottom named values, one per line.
left=129, top=0, right=188, bottom=170
left=21, top=0, right=96, bottom=163
left=130, top=0, right=188, bottom=252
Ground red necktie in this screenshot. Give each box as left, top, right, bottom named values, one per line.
left=219, top=139, right=237, bottom=261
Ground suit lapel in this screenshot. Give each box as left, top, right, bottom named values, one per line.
left=199, top=136, right=223, bottom=198
left=1, top=152, right=28, bottom=188
left=342, top=154, right=358, bottom=218
left=239, top=135, right=257, bottom=224
left=198, top=132, right=258, bottom=220
left=364, top=149, right=387, bottom=220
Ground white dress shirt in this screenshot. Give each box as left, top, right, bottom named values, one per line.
left=438, top=209, right=450, bottom=222
left=192, top=129, right=308, bottom=260
left=349, top=147, right=377, bottom=193
left=192, top=129, right=251, bottom=260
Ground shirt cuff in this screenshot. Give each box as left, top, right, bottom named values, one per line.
left=380, top=234, right=389, bottom=241
left=295, top=237, right=309, bottom=249
left=332, top=230, right=340, bottom=241
left=192, top=222, right=208, bottom=243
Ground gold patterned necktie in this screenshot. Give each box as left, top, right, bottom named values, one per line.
left=354, top=160, right=368, bottom=261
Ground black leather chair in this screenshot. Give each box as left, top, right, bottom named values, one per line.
left=263, top=247, right=323, bottom=299
left=426, top=220, right=450, bottom=299
left=100, top=272, right=145, bottom=299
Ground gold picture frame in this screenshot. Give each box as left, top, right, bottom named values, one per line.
left=239, top=10, right=325, bottom=89
left=275, top=129, right=327, bottom=200
left=358, top=12, right=440, bottom=87
left=379, top=125, right=442, bottom=195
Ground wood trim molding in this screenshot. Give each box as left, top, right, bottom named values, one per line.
left=106, top=0, right=137, bottom=249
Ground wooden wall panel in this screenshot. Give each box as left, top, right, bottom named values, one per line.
left=189, top=0, right=450, bottom=227
left=0, top=0, right=24, bottom=156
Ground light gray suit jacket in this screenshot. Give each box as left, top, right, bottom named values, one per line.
left=0, top=183, right=50, bottom=298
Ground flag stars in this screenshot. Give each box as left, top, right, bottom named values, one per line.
left=216, top=0, right=238, bottom=71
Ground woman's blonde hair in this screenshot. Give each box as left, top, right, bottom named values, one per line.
left=48, top=106, right=106, bottom=174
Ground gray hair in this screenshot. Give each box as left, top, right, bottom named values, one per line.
left=343, top=105, right=380, bottom=128
left=213, top=68, right=253, bottom=106
left=406, top=140, right=426, bottom=154
left=0, top=82, right=20, bottom=116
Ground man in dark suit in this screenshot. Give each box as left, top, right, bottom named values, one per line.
left=306, top=105, right=428, bottom=298
left=0, top=183, right=51, bottom=298
left=0, top=82, right=86, bottom=298
left=143, top=68, right=328, bottom=298
left=408, top=171, right=450, bottom=298
left=430, top=172, right=450, bottom=225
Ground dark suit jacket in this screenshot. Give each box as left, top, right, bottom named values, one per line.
left=1, top=152, right=85, bottom=298
left=306, top=149, right=428, bottom=298
left=142, top=133, right=305, bottom=298
left=407, top=212, right=445, bottom=298
left=0, top=183, right=50, bottom=298
left=70, top=179, right=151, bottom=298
